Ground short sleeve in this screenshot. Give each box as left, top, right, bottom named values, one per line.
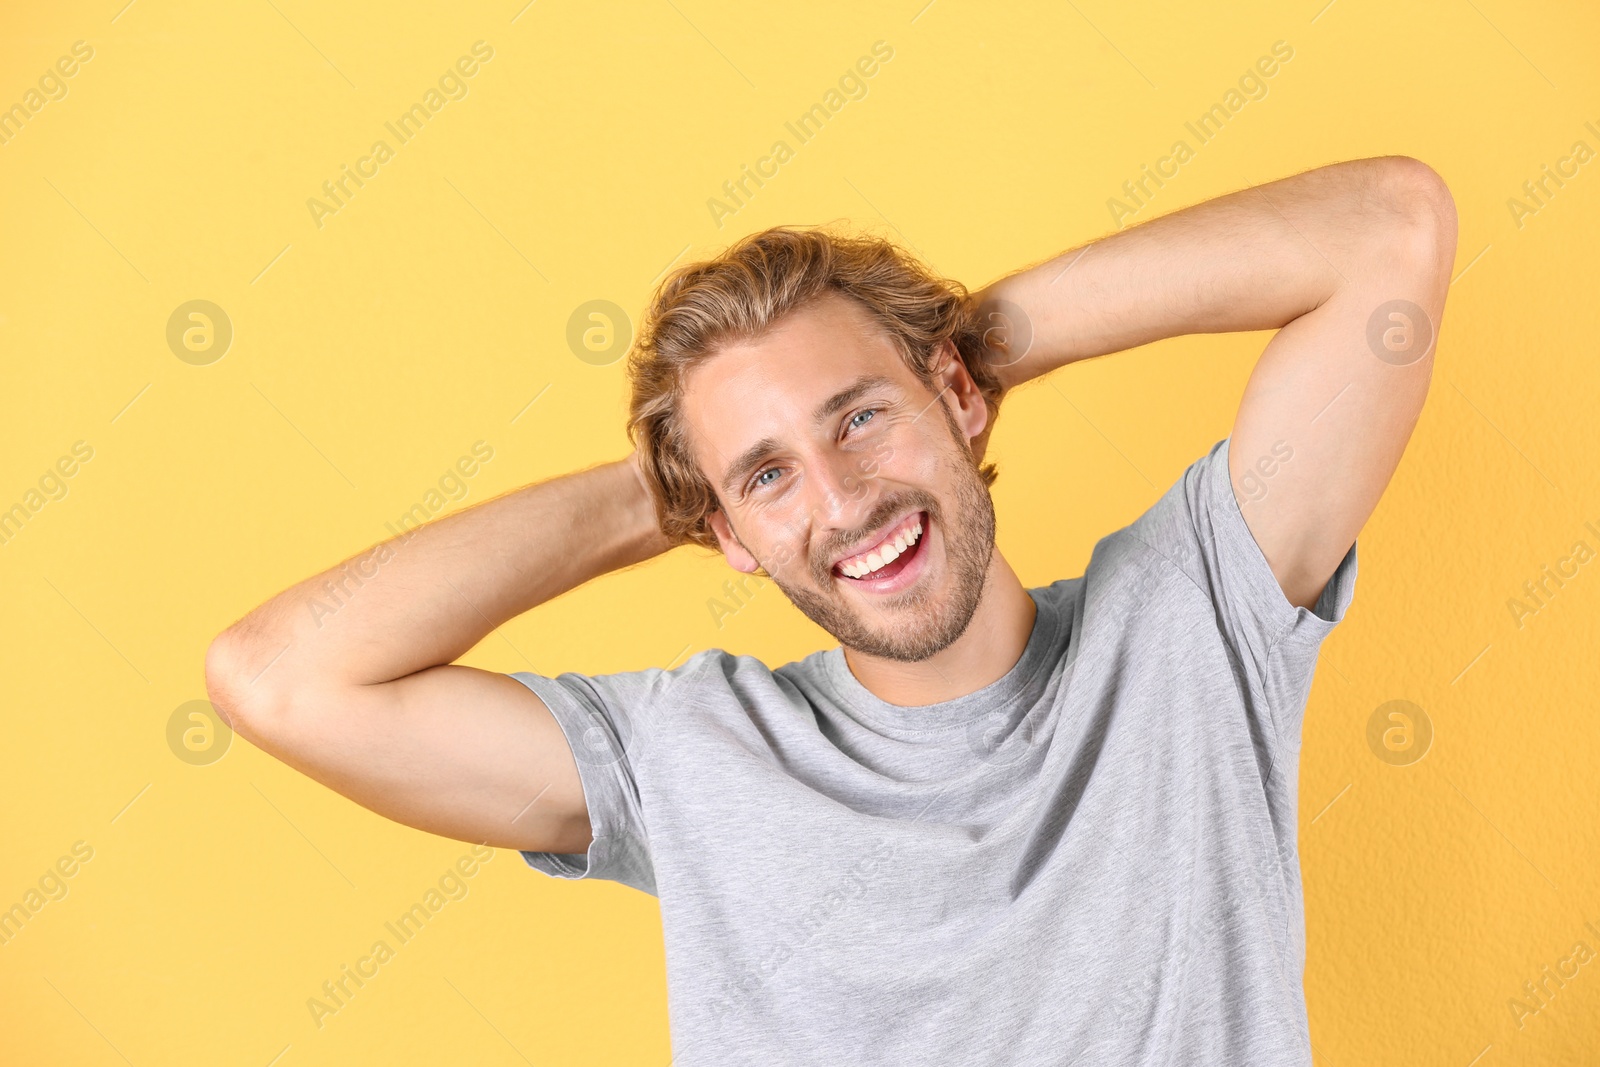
left=505, top=665, right=677, bottom=897
left=1125, top=436, right=1358, bottom=746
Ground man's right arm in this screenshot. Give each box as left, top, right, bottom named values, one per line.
left=203, top=452, right=674, bottom=855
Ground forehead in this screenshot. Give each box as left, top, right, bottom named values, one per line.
left=680, top=292, right=916, bottom=493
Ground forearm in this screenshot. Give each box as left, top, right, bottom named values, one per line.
left=211, top=453, right=672, bottom=706
left=973, top=156, right=1438, bottom=390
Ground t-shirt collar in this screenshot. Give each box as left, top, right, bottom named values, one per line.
left=821, top=586, right=1063, bottom=734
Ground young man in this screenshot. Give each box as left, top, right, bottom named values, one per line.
left=205, top=155, right=1456, bottom=1064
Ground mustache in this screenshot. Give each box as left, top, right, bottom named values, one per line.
left=812, top=491, right=939, bottom=579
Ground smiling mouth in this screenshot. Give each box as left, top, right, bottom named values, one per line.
left=832, top=511, right=928, bottom=584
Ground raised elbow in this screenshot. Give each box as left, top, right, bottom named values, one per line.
left=203, top=630, right=279, bottom=736
left=1378, top=155, right=1459, bottom=270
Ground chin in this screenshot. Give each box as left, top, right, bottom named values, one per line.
left=785, top=574, right=982, bottom=664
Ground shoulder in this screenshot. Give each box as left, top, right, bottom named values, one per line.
left=1122, top=437, right=1231, bottom=572
left=1070, top=451, right=1237, bottom=643
left=662, top=646, right=822, bottom=719
left=1084, top=436, right=1254, bottom=608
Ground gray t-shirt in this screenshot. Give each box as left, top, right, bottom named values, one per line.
left=507, top=435, right=1357, bottom=1065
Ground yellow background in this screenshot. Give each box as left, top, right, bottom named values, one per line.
left=3, top=0, right=1598, bottom=1063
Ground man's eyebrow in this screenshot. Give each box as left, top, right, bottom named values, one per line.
left=814, top=373, right=897, bottom=424
left=720, top=435, right=781, bottom=495
left=718, top=374, right=899, bottom=495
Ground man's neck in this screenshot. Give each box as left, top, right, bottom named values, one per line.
left=841, top=552, right=1038, bottom=707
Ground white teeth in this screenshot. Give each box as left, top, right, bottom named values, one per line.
left=838, top=515, right=925, bottom=579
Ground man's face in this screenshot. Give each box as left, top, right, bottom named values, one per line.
left=683, top=292, right=997, bottom=663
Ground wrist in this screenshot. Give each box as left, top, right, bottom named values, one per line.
left=971, top=244, right=1100, bottom=391
left=620, top=451, right=675, bottom=560
left=971, top=281, right=1042, bottom=394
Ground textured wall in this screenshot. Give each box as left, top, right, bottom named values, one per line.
left=2, top=1, right=1596, bottom=1063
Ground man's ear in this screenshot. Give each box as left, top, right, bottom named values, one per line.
left=933, top=340, right=990, bottom=444
left=707, top=507, right=761, bottom=573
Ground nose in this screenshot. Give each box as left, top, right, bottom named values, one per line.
left=807, top=445, right=882, bottom=534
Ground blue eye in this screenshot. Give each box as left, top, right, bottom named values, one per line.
left=752, top=467, right=780, bottom=489
left=849, top=409, right=877, bottom=431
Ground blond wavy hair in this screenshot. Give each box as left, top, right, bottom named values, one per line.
left=626, top=224, right=1003, bottom=552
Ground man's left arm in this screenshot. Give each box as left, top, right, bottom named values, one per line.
left=970, top=155, right=1458, bottom=610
